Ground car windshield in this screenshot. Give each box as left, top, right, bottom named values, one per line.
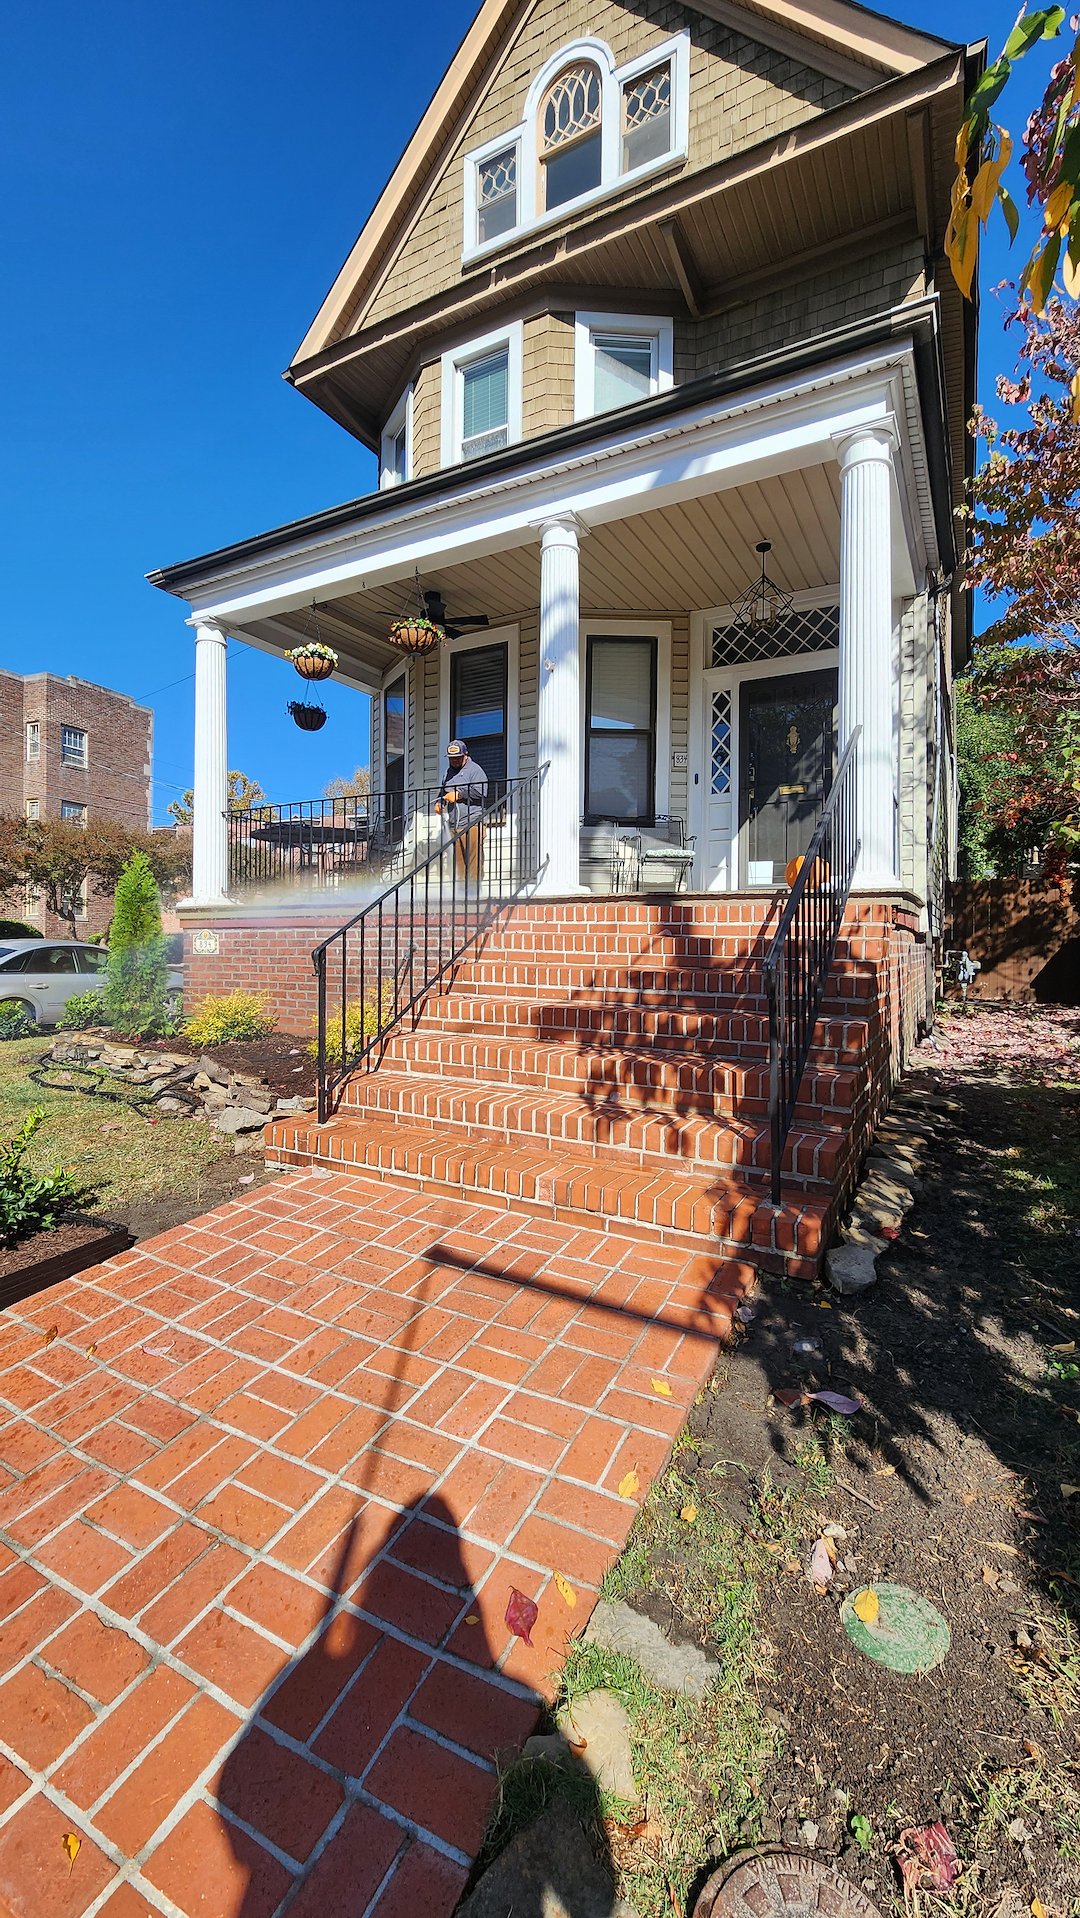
left=0, top=948, right=12, bottom=960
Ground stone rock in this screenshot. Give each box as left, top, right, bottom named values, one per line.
left=234, top=1132, right=266, bottom=1155
left=214, top=1107, right=269, bottom=1135
left=155, top=1097, right=185, bottom=1114
left=825, top=1244, right=878, bottom=1296
left=197, top=1056, right=229, bottom=1085
left=842, top=1220, right=888, bottom=1254
left=274, top=1095, right=309, bottom=1113
left=584, top=1600, right=720, bottom=1698
left=192, top=1073, right=212, bottom=1091
left=456, top=1798, right=638, bottom=1918
left=233, top=1089, right=273, bottom=1114
left=555, top=1690, right=636, bottom=1801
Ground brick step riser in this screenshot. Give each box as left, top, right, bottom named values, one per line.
left=398, top=1024, right=865, bottom=1070
left=349, top=1045, right=860, bottom=1120
left=337, top=1080, right=841, bottom=1184
left=405, top=1002, right=872, bottom=1058
left=438, top=966, right=877, bottom=1003
left=266, top=1123, right=829, bottom=1279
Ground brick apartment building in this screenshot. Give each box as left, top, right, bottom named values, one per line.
left=0, top=671, right=153, bottom=938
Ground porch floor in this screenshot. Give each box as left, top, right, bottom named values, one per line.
left=0, top=1168, right=740, bottom=1918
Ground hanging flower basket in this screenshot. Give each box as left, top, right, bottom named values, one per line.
left=387, top=615, right=444, bottom=657
left=288, top=699, right=327, bottom=733
left=286, top=641, right=338, bottom=682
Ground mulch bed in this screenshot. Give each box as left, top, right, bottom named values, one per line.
left=139, top=1033, right=317, bottom=1097
left=622, top=1003, right=1080, bottom=1912
left=0, top=1218, right=131, bottom=1309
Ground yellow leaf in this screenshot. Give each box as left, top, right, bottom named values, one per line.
left=988, top=1540, right=1022, bottom=1557
left=853, top=1588, right=880, bottom=1625
left=1065, top=249, right=1080, bottom=301
left=651, top=1378, right=673, bottom=1398
left=1050, top=1341, right=1077, bottom=1355
left=85, top=1343, right=97, bottom=1360
left=680, top=1503, right=698, bottom=1524
left=553, top=1572, right=577, bottom=1609
left=1031, top=1900, right=1049, bottom=1918
left=61, top=1832, right=80, bottom=1870
left=42, top=1325, right=58, bottom=1347
left=464, top=1614, right=480, bottom=1626
left=1026, top=233, right=1061, bottom=313
left=1045, top=180, right=1074, bottom=231
left=618, top=1468, right=641, bottom=1500
left=874, top=1465, right=897, bottom=1478
left=1061, top=1484, right=1080, bottom=1500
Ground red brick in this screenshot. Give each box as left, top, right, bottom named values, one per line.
left=43, top=1610, right=149, bottom=1704
left=84, top=1482, right=174, bottom=1550
left=410, top=1660, right=537, bottom=1759
left=227, top=1563, right=329, bottom=1649
left=284, top=1801, right=404, bottom=1918
left=34, top=1520, right=133, bottom=1594
left=350, top=1560, right=464, bottom=1647
left=388, top=1516, right=494, bottom=1594
left=140, top=1539, right=248, bottom=1646
left=101, top=1521, right=210, bottom=1622
left=0, top=1794, right=114, bottom=1918
left=52, top=1664, right=197, bottom=1807
left=175, top=1607, right=288, bottom=1711
left=509, top=1514, right=610, bottom=1589
left=313, top=1632, right=429, bottom=1776
left=196, top=1482, right=286, bottom=1549
left=271, top=1487, right=362, bottom=1575
left=365, top=1725, right=495, bottom=1852
left=0, top=1753, right=30, bottom=1818
left=97, top=1692, right=241, bottom=1854
left=142, top=1796, right=292, bottom=1918
left=263, top=1608, right=380, bottom=1743
left=213, top=1725, right=344, bottom=1863
left=0, top=1661, right=95, bottom=1770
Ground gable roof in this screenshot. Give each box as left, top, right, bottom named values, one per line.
left=290, top=0, right=961, bottom=371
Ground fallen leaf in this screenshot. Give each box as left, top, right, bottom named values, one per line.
left=84, top=1343, right=97, bottom=1360
left=567, top=1734, right=588, bottom=1755
left=142, top=1342, right=173, bottom=1357
left=874, top=1465, right=897, bottom=1478
left=881, top=1225, right=901, bottom=1240
left=808, top=1390, right=861, bottom=1416
left=1023, top=1738, right=1043, bottom=1762
left=982, top=1563, right=1001, bottom=1588
left=651, top=1378, right=673, bottom=1398
left=853, top=1588, right=880, bottom=1625
left=618, top=1468, right=640, bottom=1500
left=823, top=1522, right=848, bottom=1540
left=1050, top=1341, right=1077, bottom=1354
left=61, top=1832, right=80, bottom=1870
left=822, top=1534, right=839, bottom=1566
left=553, top=1572, right=577, bottom=1609
left=464, top=1614, right=480, bottom=1626
left=806, top=1539, right=834, bottom=1587
left=680, top=1503, right=698, bottom=1524
left=1031, top=1900, right=1049, bottom=1918
left=897, top=1823, right=958, bottom=1895
left=238, top=1173, right=255, bottom=1185
left=505, top=1587, right=538, bottom=1646
left=1061, top=1484, right=1079, bottom=1500
left=986, top=1541, right=1023, bottom=1558
left=773, top=1388, right=805, bottom=1408
left=42, top=1326, right=58, bottom=1346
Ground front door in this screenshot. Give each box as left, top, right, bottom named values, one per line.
left=739, top=669, right=837, bottom=887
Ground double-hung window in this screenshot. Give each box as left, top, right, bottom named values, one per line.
left=477, top=143, right=518, bottom=244
left=379, top=387, right=412, bottom=489
left=61, top=801, right=87, bottom=826
left=585, top=636, right=657, bottom=824
left=574, top=312, right=673, bottom=420
left=61, top=726, right=88, bottom=768
left=24, top=798, right=39, bottom=821
left=25, top=723, right=40, bottom=763
left=442, top=324, right=522, bottom=466
left=621, top=61, right=672, bottom=170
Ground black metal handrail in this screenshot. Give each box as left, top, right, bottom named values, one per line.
left=312, top=773, right=540, bottom=1122
left=227, top=785, right=448, bottom=892
left=762, top=727, right=861, bottom=1206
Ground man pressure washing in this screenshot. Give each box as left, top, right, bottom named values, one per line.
left=434, top=739, right=488, bottom=885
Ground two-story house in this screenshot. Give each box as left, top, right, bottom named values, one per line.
left=151, top=0, right=980, bottom=1277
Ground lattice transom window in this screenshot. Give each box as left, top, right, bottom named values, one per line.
left=622, top=62, right=671, bottom=170
left=541, top=62, right=603, bottom=209
left=711, top=605, right=840, bottom=670
left=711, top=690, right=732, bottom=796
left=477, top=144, right=518, bottom=244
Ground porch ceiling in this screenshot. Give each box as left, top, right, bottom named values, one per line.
left=241, top=462, right=842, bottom=675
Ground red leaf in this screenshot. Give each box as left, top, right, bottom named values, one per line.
left=898, top=1822, right=959, bottom=1893
left=505, top=1587, right=538, bottom=1646
left=773, top=1388, right=805, bottom=1408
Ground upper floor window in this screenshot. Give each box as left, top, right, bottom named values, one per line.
left=462, top=32, right=689, bottom=262
left=24, top=798, right=39, bottom=821
left=541, top=62, right=602, bottom=210
left=441, top=323, right=523, bottom=466
left=61, top=801, right=87, bottom=826
left=61, top=726, right=88, bottom=768
left=25, top=723, right=40, bottom=763
left=380, top=385, right=412, bottom=489
left=574, top=311, right=674, bottom=420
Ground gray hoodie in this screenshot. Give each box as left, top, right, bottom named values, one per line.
left=439, top=755, right=489, bottom=828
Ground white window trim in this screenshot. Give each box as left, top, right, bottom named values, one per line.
left=379, top=384, right=413, bottom=490
left=378, top=659, right=410, bottom=793
left=462, top=31, right=689, bottom=265
left=440, top=322, right=523, bottom=469
left=24, top=798, right=39, bottom=821
left=579, top=619, right=671, bottom=824
left=573, top=311, right=674, bottom=422
left=25, top=723, right=40, bottom=763
left=438, top=624, right=520, bottom=782
left=61, top=726, right=88, bottom=768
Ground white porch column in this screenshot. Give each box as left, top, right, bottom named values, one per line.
left=835, top=426, right=899, bottom=888
left=535, top=515, right=586, bottom=895
left=189, top=618, right=230, bottom=905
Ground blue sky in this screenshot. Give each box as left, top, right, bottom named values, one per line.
left=0, top=0, right=1040, bottom=821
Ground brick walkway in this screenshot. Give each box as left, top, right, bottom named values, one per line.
left=0, top=1170, right=741, bottom=1918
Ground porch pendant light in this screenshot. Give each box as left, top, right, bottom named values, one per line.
left=387, top=569, right=445, bottom=657
left=731, top=540, right=794, bottom=636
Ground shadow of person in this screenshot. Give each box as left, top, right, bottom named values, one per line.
left=213, top=1494, right=621, bottom=1918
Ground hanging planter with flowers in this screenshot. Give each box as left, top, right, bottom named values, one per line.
left=287, top=641, right=338, bottom=682
left=387, top=570, right=445, bottom=657
left=288, top=699, right=327, bottom=733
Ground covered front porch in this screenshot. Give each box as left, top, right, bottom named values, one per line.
left=153, top=319, right=949, bottom=921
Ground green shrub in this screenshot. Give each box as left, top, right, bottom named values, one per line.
left=0, top=1002, right=36, bottom=1041
left=103, top=852, right=176, bottom=1037
left=309, top=986, right=396, bottom=1065
left=56, top=989, right=107, bottom=1031
left=185, top=992, right=274, bottom=1047
left=0, top=920, right=42, bottom=940
left=0, top=1109, right=92, bottom=1248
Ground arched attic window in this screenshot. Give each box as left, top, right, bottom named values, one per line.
left=540, top=60, right=603, bottom=210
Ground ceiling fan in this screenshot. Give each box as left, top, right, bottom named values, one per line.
left=423, top=589, right=490, bottom=641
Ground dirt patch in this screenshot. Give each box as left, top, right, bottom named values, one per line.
left=121, top=1160, right=284, bottom=1244
left=140, top=1034, right=317, bottom=1097
left=0, top=1218, right=131, bottom=1307
left=615, top=1003, right=1080, bottom=1912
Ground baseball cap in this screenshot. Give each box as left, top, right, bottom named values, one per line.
left=447, top=740, right=468, bottom=757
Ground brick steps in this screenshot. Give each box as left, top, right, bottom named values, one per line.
left=336, top=1069, right=845, bottom=1179
left=441, top=960, right=877, bottom=1003
left=404, top=996, right=871, bottom=1065
left=265, top=1112, right=829, bottom=1277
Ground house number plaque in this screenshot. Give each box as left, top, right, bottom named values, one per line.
left=192, top=930, right=220, bottom=956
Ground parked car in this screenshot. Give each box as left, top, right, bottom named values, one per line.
left=0, top=940, right=184, bottom=1028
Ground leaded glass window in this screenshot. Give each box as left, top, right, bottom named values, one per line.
left=541, top=62, right=602, bottom=209
left=711, top=690, right=731, bottom=796
left=711, top=605, right=839, bottom=669
left=622, top=62, right=671, bottom=170
left=477, top=144, right=518, bottom=244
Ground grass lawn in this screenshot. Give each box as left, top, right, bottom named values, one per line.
left=0, top=1036, right=240, bottom=1227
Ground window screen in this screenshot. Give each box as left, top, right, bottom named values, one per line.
left=592, top=332, right=656, bottom=412
left=585, top=636, right=656, bottom=823
left=450, top=643, right=508, bottom=785
left=461, top=351, right=509, bottom=459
